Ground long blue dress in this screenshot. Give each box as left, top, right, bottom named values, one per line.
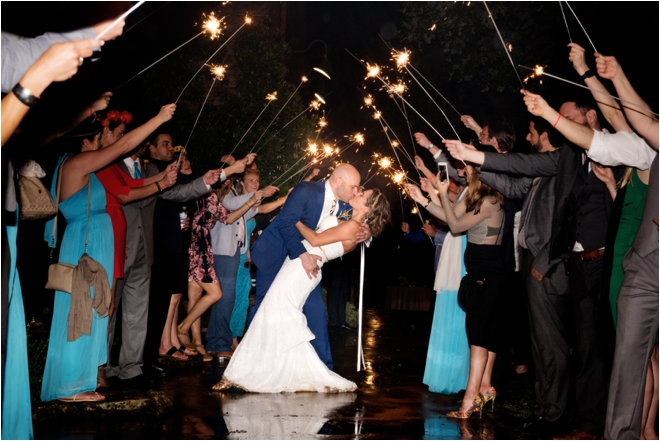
left=230, top=218, right=256, bottom=338
left=1, top=209, right=33, bottom=440
left=422, top=235, right=469, bottom=394
left=41, top=160, right=113, bottom=402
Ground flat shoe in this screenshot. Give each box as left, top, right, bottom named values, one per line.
left=58, top=391, right=105, bottom=403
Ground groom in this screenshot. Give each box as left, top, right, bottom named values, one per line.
left=250, top=164, right=362, bottom=370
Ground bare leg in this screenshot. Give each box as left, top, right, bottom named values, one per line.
left=232, top=337, right=239, bottom=351
left=178, top=282, right=222, bottom=334
left=187, top=282, right=204, bottom=347
left=459, top=345, right=489, bottom=412
left=642, top=344, right=659, bottom=440
left=158, top=294, right=188, bottom=360
left=170, top=294, right=197, bottom=355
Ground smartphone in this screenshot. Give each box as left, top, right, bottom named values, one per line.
left=437, top=162, right=449, bottom=183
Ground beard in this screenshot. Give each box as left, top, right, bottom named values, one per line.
left=530, top=140, right=543, bottom=153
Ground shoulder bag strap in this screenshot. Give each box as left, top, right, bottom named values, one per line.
left=50, top=157, right=69, bottom=249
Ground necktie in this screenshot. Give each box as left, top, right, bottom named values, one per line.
left=133, top=162, right=142, bottom=179
left=582, top=154, right=590, bottom=175
left=329, top=199, right=337, bottom=216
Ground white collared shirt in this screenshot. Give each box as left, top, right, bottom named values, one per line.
left=318, top=180, right=337, bottom=228
left=123, top=157, right=140, bottom=179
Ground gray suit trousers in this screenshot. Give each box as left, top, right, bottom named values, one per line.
left=105, top=234, right=151, bottom=380
left=523, top=252, right=571, bottom=423
left=605, top=249, right=659, bottom=439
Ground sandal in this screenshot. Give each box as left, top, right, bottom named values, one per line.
left=58, top=391, right=105, bottom=403
left=177, top=345, right=197, bottom=356
left=159, top=346, right=189, bottom=361
left=196, top=345, right=213, bottom=362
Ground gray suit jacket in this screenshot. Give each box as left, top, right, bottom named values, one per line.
left=118, top=160, right=210, bottom=267
left=210, top=188, right=258, bottom=257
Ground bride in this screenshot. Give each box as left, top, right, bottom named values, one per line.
left=212, top=188, right=391, bottom=393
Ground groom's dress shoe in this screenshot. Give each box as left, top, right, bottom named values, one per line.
left=210, top=350, right=233, bottom=360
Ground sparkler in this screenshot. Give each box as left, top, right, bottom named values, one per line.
left=363, top=95, right=374, bottom=108
left=249, top=76, right=308, bottom=154
left=558, top=1, right=573, bottom=43
left=483, top=2, right=525, bottom=89
left=563, top=1, right=597, bottom=53
left=97, top=1, right=145, bottom=40
left=115, top=10, right=229, bottom=91
left=177, top=76, right=218, bottom=167
left=313, top=67, right=331, bottom=80
left=221, top=92, right=278, bottom=167
left=519, top=65, right=660, bottom=116
left=176, top=14, right=253, bottom=104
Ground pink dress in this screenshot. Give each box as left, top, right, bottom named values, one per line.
left=188, top=192, right=228, bottom=283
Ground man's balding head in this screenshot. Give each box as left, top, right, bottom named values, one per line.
left=329, top=164, right=361, bottom=202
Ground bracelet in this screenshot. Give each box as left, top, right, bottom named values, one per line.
left=246, top=203, right=253, bottom=208
left=553, top=114, right=562, bottom=128
left=155, top=181, right=163, bottom=192
left=581, top=70, right=595, bottom=80
left=12, top=83, right=39, bottom=107
left=427, top=143, right=434, bottom=150
left=423, top=199, right=430, bottom=208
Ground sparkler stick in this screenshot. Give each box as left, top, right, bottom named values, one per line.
left=563, top=1, right=597, bottom=53
left=250, top=76, right=308, bottom=154
left=115, top=31, right=204, bottom=91
left=482, top=2, right=525, bottom=89
left=519, top=65, right=660, bottom=117
left=558, top=1, right=573, bottom=42
left=97, top=1, right=145, bottom=40
left=175, top=15, right=252, bottom=104
left=357, top=243, right=366, bottom=372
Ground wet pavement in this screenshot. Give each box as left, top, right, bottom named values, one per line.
left=33, top=309, right=530, bottom=440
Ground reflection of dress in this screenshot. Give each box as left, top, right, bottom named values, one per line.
left=41, top=163, right=114, bottom=401
left=222, top=216, right=356, bottom=392
left=188, top=192, right=228, bottom=283
left=96, top=164, right=144, bottom=279
left=231, top=217, right=256, bottom=338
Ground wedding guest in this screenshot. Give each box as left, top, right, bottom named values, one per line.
left=41, top=104, right=175, bottom=404
left=407, top=161, right=505, bottom=419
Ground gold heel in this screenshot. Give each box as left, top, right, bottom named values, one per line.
left=447, top=393, right=485, bottom=419
left=482, top=387, right=497, bottom=411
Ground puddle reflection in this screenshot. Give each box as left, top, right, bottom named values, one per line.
left=221, top=393, right=357, bottom=439
left=424, top=417, right=495, bottom=440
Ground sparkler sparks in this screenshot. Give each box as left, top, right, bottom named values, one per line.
left=323, top=144, right=334, bottom=155
left=310, top=100, right=321, bottom=111
left=308, top=143, right=318, bottom=154
left=266, top=91, right=278, bottom=101
left=363, top=95, right=374, bottom=108
left=378, top=157, right=392, bottom=168
left=391, top=140, right=399, bottom=148
left=428, top=24, right=437, bottom=31
left=314, top=93, right=326, bottom=104
left=392, top=171, right=406, bottom=184
left=202, top=12, right=226, bottom=40
left=209, top=64, right=227, bottom=81
left=244, top=15, right=252, bottom=25
left=366, top=63, right=381, bottom=79
left=393, top=49, right=411, bottom=69
left=373, top=110, right=382, bottom=120
left=301, top=76, right=309, bottom=83
left=388, top=80, right=408, bottom=96
left=351, top=133, right=365, bottom=145
left=318, top=117, right=328, bottom=128
left=523, top=64, right=546, bottom=83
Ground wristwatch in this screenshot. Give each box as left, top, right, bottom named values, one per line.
left=427, top=143, right=434, bottom=150
left=581, top=70, right=595, bottom=80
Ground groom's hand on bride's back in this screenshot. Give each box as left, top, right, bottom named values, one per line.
left=355, top=223, right=372, bottom=244
left=300, top=252, right=322, bottom=279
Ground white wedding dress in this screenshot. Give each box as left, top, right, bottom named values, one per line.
left=221, top=216, right=357, bottom=393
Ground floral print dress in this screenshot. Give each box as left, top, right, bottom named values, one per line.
left=188, top=192, right=228, bottom=283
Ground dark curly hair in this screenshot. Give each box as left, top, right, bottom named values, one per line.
left=364, top=188, right=391, bottom=238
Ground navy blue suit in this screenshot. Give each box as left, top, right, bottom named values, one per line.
left=250, top=181, right=334, bottom=369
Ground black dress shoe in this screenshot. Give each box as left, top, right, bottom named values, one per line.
left=521, top=416, right=560, bottom=436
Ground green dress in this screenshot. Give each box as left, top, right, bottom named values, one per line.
left=609, top=170, right=647, bottom=327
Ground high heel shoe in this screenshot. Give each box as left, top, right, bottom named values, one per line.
left=482, top=387, right=497, bottom=411
left=447, top=392, right=485, bottom=419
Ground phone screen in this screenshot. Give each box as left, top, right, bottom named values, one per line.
left=437, top=162, right=449, bottom=183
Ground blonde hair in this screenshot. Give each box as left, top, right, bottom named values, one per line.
left=365, top=189, right=391, bottom=238
left=617, top=167, right=634, bottom=189
left=464, top=167, right=504, bottom=214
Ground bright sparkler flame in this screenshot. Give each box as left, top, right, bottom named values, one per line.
left=363, top=95, right=374, bottom=108
left=507, top=43, right=513, bottom=52
left=318, top=117, right=328, bottom=128
left=314, top=93, right=326, bottom=104
left=209, top=64, right=227, bottom=81
left=523, top=64, right=546, bottom=84
left=244, top=15, right=252, bottom=24
left=308, top=143, right=318, bottom=154
left=323, top=144, right=333, bottom=155
left=392, top=171, right=405, bottom=184
left=366, top=63, right=380, bottom=78
left=378, top=157, right=392, bottom=168
left=391, top=140, right=399, bottom=148
left=313, top=67, right=331, bottom=80
left=429, top=24, right=437, bottom=31
left=310, top=100, right=321, bottom=111
left=373, top=110, right=382, bottom=120
left=411, top=206, right=419, bottom=214
left=266, top=91, right=278, bottom=101
left=393, top=49, right=411, bottom=69
left=351, top=133, right=365, bottom=145
left=202, top=12, right=226, bottom=40
left=388, top=80, right=407, bottom=96
left=301, top=76, right=309, bottom=83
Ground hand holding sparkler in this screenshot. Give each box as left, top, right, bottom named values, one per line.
left=443, top=139, right=485, bottom=165
left=224, top=154, right=255, bottom=177
left=521, top=90, right=553, bottom=119
left=160, top=165, right=179, bottom=189
left=460, top=115, right=482, bottom=135
left=414, top=155, right=434, bottom=179
left=567, top=43, right=590, bottom=76
left=433, top=173, right=450, bottom=195
left=260, top=185, right=279, bottom=198
left=91, top=92, right=113, bottom=114
left=355, top=222, right=372, bottom=245
left=156, top=103, right=177, bottom=123
left=594, top=54, right=623, bottom=81
left=404, top=183, right=428, bottom=207
left=203, top=169, right=222, bottom=185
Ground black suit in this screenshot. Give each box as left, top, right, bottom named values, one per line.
left=482, top=143, right=613, bottom=436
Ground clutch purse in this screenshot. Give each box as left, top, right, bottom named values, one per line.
left=45, top=263, right=75, bottom=293
left=457, top=273, right=485, bottom=311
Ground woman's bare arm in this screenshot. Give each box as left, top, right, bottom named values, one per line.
left=296, top=220, right=359, bottom=247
